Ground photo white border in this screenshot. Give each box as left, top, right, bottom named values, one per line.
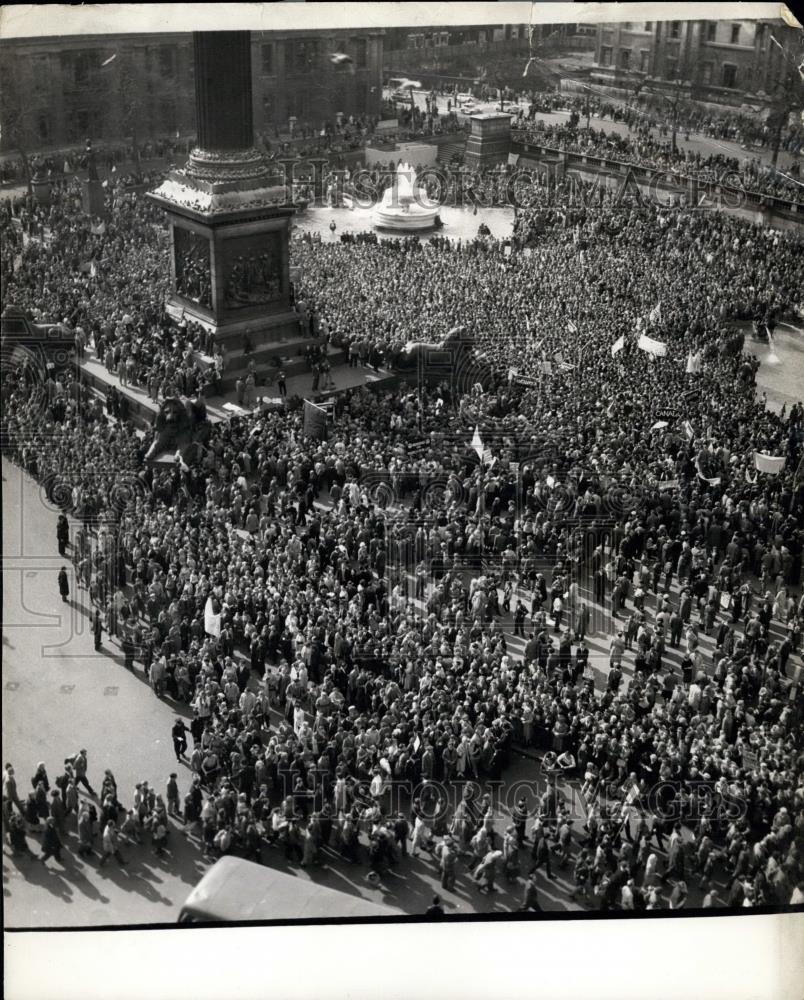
left=2, top=3, right=803, bottom=999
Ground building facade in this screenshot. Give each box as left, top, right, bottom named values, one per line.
left=591, top=18, right=801, bottom=108
left=252, top=29, right=383, bottom=135
left=0, top=29, right=384, bottom=154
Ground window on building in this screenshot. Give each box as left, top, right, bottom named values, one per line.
left=355, top=38, right=367, bottom=68
left=730, top=23, right=740, bottom=44
left=600, top=46, right=613, bottom=66
left=706, top=22, right=717, bottom=41
left=640, top=49, right=649, bottom=72
left=666, top=57, right=678, bottom=80
left=722, top=63, right=737, bottom=88
left=505, top=25, right=512, bottom=41
left=261, top=43, right=274, bottom=75
left=518, top=25, right=526, bottom=39
left=37, top=113, right=50, bottom=142
left=74, top=52, right=92, bottom=86
left=161, top=99, right=176, bottom=133
left=32, top=56, right=49, bottom=92
left=73, top=108, right=90, bottom=136
left=262, top=93, right=274, bottom=123
left=702, top=63, right=713, bottom=84
left=644, top=22, right=652, bottom=32
left=623, top=22, right=632, bottom=31
left=159, top=45, right=176, bottom=79
left=620, top=49, right=631, bottom=69
left=670, top=22, right=681, bottom=39
left=286, top=39, right=318, bottom=71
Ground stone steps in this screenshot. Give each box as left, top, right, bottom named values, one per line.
left=203, top=342, right=346, bottom=392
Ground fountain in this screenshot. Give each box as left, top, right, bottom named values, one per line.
left=372, top=161, right=440, bottom=231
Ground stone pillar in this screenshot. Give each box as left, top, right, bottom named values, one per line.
left=193, top=31, right=254, bottom=150
left=464, top=113, right=512, bottom=171
left=149, top=30, right=299, bottom=359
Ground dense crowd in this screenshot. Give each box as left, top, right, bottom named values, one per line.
left=0, top=138, right=196, bottom=185
left=0, top=182, right=230, bottom=402
left=512, top=119, right=803, bottom=204
left=2, top=178, right=804, bottom=912
left=520, top=90, right=803, bottom=155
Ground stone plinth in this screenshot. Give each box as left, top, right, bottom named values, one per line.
left=148, top=31, right=299, bottom=350
left=463, top=113, right=513, bottom=171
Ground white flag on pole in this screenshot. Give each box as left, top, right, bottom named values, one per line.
left=611, top=335, right=625, bottom=357
left=648, top=302, right=662, bottom=325
left=471, top=425, right=484, bottom=461
left=686, top=351, right=702, bottom=374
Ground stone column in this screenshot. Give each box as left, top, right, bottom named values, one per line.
left=193, top=31, right=254, bottom=150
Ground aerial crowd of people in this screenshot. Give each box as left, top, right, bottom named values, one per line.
left=511, top=117, right=803, bottom=205
left=1, top=95, right=804, bottom=916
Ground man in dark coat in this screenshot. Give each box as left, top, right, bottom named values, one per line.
left=40, top=817, right=65, bottom=866
left=58, top=566, right=70, bottom=603
left=519, top=872, right=542, bottom=911
left=56, top=514, right=70, bottom=557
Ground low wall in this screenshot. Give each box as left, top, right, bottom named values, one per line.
left=365, top=143, right=440, bottom=167
left=511, top=135, right=804, bottom=226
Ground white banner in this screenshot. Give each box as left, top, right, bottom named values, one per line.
left=754, top=452, right=786, bottom=474
left=637, top=334, right=667, bottom=357
left=204, top=596, right=221, bottom=638
left=686, top=351, right=702, bottom=374
left=698, top=473, right=721, bottom=486
left=610, top=335, right=625, bottom=356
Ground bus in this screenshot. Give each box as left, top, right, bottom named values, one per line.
left=178, top=857, right=402, bottom=924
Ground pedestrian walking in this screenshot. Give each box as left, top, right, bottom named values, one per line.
left=58, top=565, right=70, bottom=603
left=68, top=749, right=96, bottom=797
left=520, top=872, right=542, bottom=911
left=76, top=802, right=95, bottom=856
left=7, top=813, right=36, bottom=858
left=93, top=607, right=104, bottom=650
left=99, top=819, right=126, bottom=867
left=438, top=836, right=458, bottom=891
left=49, top=789, right=66, bottom=832
left=172, top=718, right=189, bottom=761
left=3, top=763, right=24, bottom=818
left=56, top=514, right=69, bottom=557
left=529, top=831, right=554, bottom=879
left=167, top=773, right=181, bottom=818
left=40, top=817, right=65, bottom=866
